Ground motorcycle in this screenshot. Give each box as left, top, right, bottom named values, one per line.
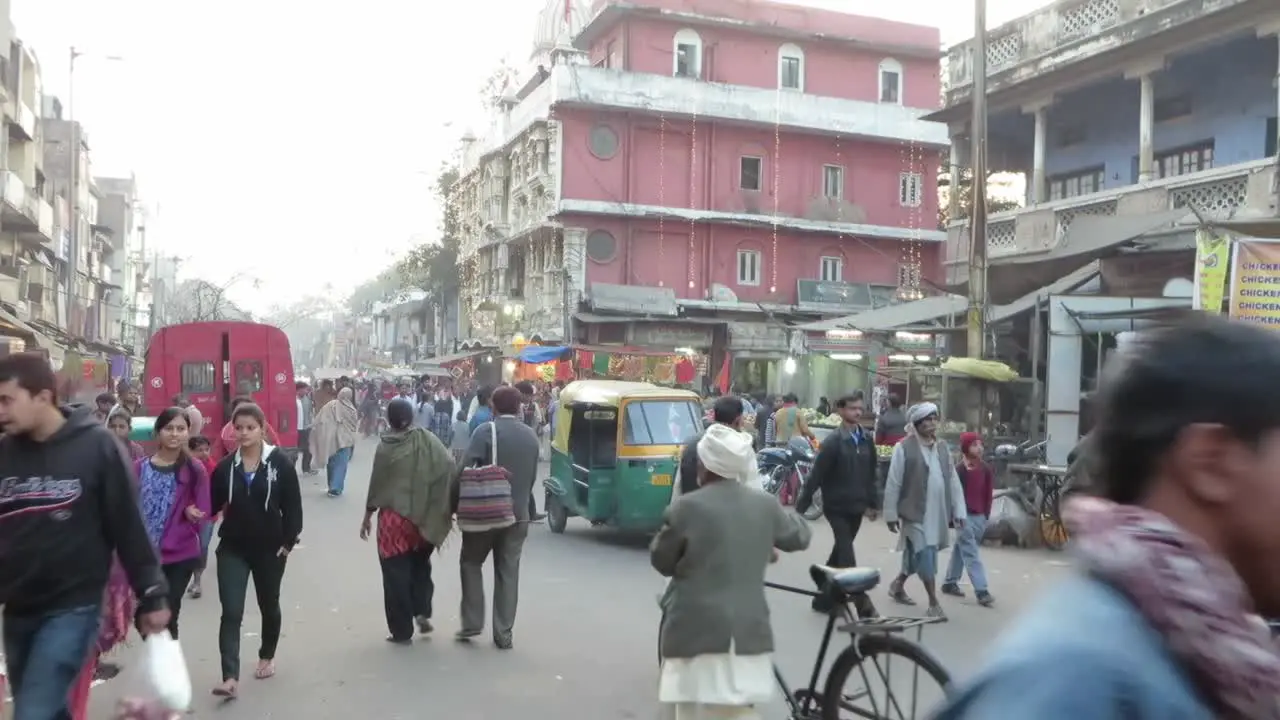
left=757, top=440, right=823, bottom=520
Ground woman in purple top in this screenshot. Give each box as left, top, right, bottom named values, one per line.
left=134, top=406, right=212, bottom=639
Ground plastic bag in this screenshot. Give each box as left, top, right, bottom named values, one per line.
left=143, top=632, right=191, bottom=712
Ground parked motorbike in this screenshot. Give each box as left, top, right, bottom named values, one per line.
left=757, top=441, right=823, bottom=520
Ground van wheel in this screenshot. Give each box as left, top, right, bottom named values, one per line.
left=546, top=493, right=568, bottom=534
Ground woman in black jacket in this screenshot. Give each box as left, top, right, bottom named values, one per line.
left=209, top=402, right=303, bottom=699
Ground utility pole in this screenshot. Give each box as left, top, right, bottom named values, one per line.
left=966, top=0, right=990, bottom=359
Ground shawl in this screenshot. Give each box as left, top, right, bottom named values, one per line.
left=365, top=426, right=455, bottom=547
left=310, top=387, right=360, bottom=462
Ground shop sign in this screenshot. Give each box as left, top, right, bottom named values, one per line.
left=728, top=322, right=787, bottom=351
left=589, top=283, right=678, bottom=316
left=1229, top=239, right=1280, bottom=328
left=630, top=323, right=713, bottom=348
left=796, top=280, right=873, bottom=310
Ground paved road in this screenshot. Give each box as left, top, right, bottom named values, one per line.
left=87, top=436, right=1070, bottom=718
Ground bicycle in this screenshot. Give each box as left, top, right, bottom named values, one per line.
left=767, top=565, right=951, bottom=719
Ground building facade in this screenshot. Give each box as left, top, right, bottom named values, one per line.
left=452, top=0, right=948, bottom=392
left=932, top=0, right=1280, bottom=294
left=94, top=176, right=144, bottom=350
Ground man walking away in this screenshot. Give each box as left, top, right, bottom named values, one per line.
left=797, top=392, right=880, bottom=618
left=513, top=381, right=545, bottom=521
left=453, top=386, right=540, bottom=649
left=942, top=432, right=996, bottom=607
left=0, top=353, right=171, bottom=720
left=771, top=393, right=815, bottom=447
left=296, top=381, right=316, bottom=475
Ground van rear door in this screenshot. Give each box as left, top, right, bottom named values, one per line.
left=226, top=324, right=297, bottom=450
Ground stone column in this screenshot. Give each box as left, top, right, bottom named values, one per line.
left=1023, top=100, right=1050, bottom=204
left=1125, top=60, right=1163, bottom=183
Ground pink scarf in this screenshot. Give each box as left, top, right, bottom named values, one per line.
left=1068, top=497, right=1280, bottom=718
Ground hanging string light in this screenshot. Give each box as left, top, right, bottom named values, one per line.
left=769, top=87, right=782, bottom=295
left=657, top=114, right=668, bottom=287
left=687, top=105, right=699, bottom=291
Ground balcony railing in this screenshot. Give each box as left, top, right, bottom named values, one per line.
left=0, top=171, right=23, bottom=209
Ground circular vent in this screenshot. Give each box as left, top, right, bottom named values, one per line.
left=586, top=230, right=617, bottom=262
left=589, top=124, right=619, bottom=159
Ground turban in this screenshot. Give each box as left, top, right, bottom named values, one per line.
left=908, top=402, right=939, bottom=425
left=697, top=423, right=756, bottom=484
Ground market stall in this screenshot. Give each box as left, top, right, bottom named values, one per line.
left=571, top=346, right=704, bottom=387
left=877, top=357, right=1032, bottom=446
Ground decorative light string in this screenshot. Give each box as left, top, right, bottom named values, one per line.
left=834, top=130, right=843, bottom=274
left=657, top=114, right=667, bottom=287
left=687, top=105, right=699, bottom=291
left=770, top=87, right=782, bottom=295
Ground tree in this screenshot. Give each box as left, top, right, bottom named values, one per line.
left=346, top=268, right=401, bottom=315
left=262, top=287, right=341, bottom=329
left=164, top=278, right=252, bottom=325
left=480, top=58, right=519, bottom=109
left=938, top=167, right=1023, bottom=228
left=397, top=163, right=460, bottom=295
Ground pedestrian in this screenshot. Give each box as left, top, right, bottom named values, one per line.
left=94, top=391, right=117, bottom=422
left=171, top=393, right=204, bottom=437
left=941, top=431, right=995, bottom=607
left=0, top=353, right=171, bottom=719
left=312, top=378, right=337, bottom=415
left=413, top=389, right=434, bottom=430
left=295, top=381, right=315, bottom=475
left=187, top=434, right=219, bottom=599
left=309, top=386, right=359, bottom=498
left=450, top=408, right=470, bottom=464
left=796, top=392, right=880, bottom=618
left=108, top=407, right=146, bottom=460
left=467, top=385, right=494, bottom=433
left=652, top=422, right=811, bottom=720
left=113, top=382, right=144, bottom=417
left=882, top=402, right=967, bottom=619
left=360, top=398, right=455, bottom=644
left=218, top=396, right=281, bottom=460
left=770, top=393, right=815, bottom=448
left=933, top=315, right=1280, bottom=719
left=514, top=381, right=545, bottom=521
left=430, top=387, right=456, bottom=446
left=210, top=402, right=303, bottom=698
left=816, top=396, right=831, bottom=417
left=135, top=407, right=211, bottom=638
left=453, top=385, right=539, bottom=649
left=873, top=393, right=907, bottom=447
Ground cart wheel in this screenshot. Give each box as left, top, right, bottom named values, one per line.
left=546, top=493, right=568, bottom=534
left=1039, top=485, right=1069, bottom=550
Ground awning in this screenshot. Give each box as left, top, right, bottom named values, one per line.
left=573, top=312, right=724, bottom=325
left=421, top=349, right=487, bottom=366
left=988, top=261, right=1101, bottom=325
left=1212, top=212, right=1280, bottom=239
left=796, top=294, right=970, bottom=333
left=517, top=345, right=571, bottom=364
left=588, top=282, right=678, bottom=317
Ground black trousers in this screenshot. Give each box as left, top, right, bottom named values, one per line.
left=297, top=428, right=313, bottom=472
left=161, top=558, right=199, bottom=639
left=814, top=511, right=876, bottom=616
left=380, top=546, right=434, bottom=641
left=217, top=548, right=287, bottom=682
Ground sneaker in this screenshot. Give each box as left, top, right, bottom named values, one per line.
left=940, top=582, right=965, bottom=598
left=976, top=591, right=995, bottom=607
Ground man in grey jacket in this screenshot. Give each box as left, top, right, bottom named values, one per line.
left=455, top=385, right=541, bottom=650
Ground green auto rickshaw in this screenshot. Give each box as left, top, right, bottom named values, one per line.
left=543, top=380, right=702, bottom=534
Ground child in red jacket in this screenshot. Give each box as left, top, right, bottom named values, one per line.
left=187, top=435, right=219, bottom=598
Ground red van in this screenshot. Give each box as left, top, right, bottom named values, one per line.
left=142, top=321, right=297, bottom=458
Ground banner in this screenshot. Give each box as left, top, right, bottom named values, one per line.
left=1192, top=229, right=1230, bottom=313
left=1228, top=239, right=1280, bottom=328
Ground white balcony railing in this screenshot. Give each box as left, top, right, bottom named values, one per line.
left=36, top=199, right=53, bottom=240
left=0, top=171, right=24, bottom=210
left=100, top=265, right=113, bottom=286
left=9, top=100, right=36, bottom=140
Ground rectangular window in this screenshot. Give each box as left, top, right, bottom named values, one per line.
left=180, top=361, right=216, bottom=394
left=1267, top=117, right=1278, bottom=158
left=820, top=256, right=843, bottom=282
left=822, top=165, right=844, bottom=200
left=879, top=70, right=900, bottom=103
left=234, top=360, right=264, bottom=394
left=780, top=56, right=801, bottom=90
left=1047, top=166, right=1105, bottom=201
left=1153, top=141, right=1213, bottom=180
left=740, top=156, right=763, bottom=191
left=622, top=400, right=703, bottom=446
left=898, top=172, right=923, bottom=207
left=675, top=43, right=698, bottom=78
left=737, top=250, right=761, bottom=286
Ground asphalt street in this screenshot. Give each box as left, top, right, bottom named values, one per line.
left=85, top=435, right=1071, bottom=718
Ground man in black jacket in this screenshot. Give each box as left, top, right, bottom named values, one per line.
left=0, top=353, right=170, bottom=720
left=798, top=391, right=880, bottom=617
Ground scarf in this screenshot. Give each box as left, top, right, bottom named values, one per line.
left=1067, top=497, right=1280, bottom=718
left=365, top=426, right=455, bottom=548
left=310, top=387, right=359, bottom=462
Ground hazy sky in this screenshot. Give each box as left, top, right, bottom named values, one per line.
left=13, top=0, right=1044, bottom=313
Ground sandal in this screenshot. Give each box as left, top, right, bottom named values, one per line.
left=211, top=680, right=238, bottom=698
left=888, top=582, right=917, bottom=606
left=926, top=604, right=948, bottom=620
left=254, top=660, right=275, bottom=680
left=187, top=584, right=202, bottom=599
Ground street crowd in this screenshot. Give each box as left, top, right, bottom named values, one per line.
left=2, top=312, right=1279, bottom=719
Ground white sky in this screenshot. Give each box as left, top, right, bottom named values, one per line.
left=13, top=0, right=1044, bottom=312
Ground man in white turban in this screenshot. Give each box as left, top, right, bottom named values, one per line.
left=882, top=402, right=968, bottom=619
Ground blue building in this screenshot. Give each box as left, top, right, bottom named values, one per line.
left=929, top=0, right=1279, bottom=301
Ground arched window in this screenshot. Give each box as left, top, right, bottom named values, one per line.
left=778, top=43, right=804, bottom=91
left=878, top=58, right=904, bottom=104
left=673, top=29, right=703, bottom=79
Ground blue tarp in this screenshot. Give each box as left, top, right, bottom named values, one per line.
left=517, top=345, right=570, bottom=364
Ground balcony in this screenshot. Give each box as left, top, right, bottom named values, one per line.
left=943, top=0, right=1269, bottom=106
left=4, top=98, right=36, bottom=141
left=943, top=157, right=1277, bottom=284
left=0, top=172, right=55, bottom=246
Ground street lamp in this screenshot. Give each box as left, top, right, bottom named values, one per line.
left=66, top=47, right=125, bottom=285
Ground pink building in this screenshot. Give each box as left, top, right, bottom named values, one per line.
left=453, top=0, right=947, bottom=396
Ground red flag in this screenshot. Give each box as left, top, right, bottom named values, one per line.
left=715, top=352, right=731, bottom=394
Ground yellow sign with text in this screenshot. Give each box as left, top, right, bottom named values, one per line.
left=1228, top=239, right=1280, bottom=328
left=1193, top=230, right=1229, bottom=314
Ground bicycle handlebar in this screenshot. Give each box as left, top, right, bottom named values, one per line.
left=765, top=580, right=819, bottom=598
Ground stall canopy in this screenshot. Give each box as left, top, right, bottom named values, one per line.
left=517, top=345, right=571, bottom=364
left=421, top=349, right=487, bottom=366
left=796, top=294, right=969, bottom=333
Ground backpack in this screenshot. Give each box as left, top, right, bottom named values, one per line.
left=455, top=422, right=516, bottom=532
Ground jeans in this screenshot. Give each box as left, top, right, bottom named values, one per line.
left=326, top=446, right=353, bottom=496
left=217, top=547, right=287, bottom=681
left=944, top=514, right=990, bottom=592
left=3, top=604, right=101, bottom=720
left=297, top=428, right=313, bottom=473
left=161, top=558, right=199, bottom=638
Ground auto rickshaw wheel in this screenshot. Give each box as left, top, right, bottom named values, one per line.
left=546, top=492, right=568, bottom=534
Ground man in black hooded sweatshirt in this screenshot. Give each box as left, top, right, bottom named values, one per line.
left=0, top=353, right=170, bottom=720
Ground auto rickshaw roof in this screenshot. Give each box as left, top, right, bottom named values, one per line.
left=559, top=380, right=700, bottom=407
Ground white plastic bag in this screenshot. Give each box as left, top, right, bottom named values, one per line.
left=143, top=632, right=191, bottom=712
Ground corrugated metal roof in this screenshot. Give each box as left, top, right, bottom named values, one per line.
left=795, top=294, right=970, bottom=333
left=988, top=261, right=1100, bottom=324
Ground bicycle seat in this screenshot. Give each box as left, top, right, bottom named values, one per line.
left=809, top=565, right=881, bottom=595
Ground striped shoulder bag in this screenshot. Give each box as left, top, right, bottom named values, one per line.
left=455, top=421, right=516, bottom=532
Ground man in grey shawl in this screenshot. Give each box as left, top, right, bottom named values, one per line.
left=882, top=402, right=968, bottom=619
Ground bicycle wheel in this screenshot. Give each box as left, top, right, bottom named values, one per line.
left=1039, top=484, right=1069, bottom=551
left=821, top=634, right=951, bottom=720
